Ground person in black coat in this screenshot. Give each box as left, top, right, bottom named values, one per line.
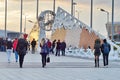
left=31, top=38, right=36, bottom=54
left=61, top=40, right=66, bottom=56
left=101, top=39, right=111, bottom=67
left=55, top=40, right=61, bottom=56
left=50, top=39, right=56, bottom=54
left=94, top=39, right=101, bottom=67
left=16, top=35, right=28, bottom=68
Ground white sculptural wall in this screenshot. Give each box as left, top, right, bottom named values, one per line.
left=65, top=27, right=81, bottom=48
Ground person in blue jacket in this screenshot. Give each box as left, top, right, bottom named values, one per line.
left=101, top=39, right=111, bottom=67
left=40, top=38, right=49, bottom=68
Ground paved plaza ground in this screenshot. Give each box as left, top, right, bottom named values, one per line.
left=0, top=51, right=120, bottom=80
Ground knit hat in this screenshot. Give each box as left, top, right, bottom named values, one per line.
left=23, top=34, right=28, bottom=39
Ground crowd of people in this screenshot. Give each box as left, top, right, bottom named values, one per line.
left=0, top=34, right=67, bottom=68
left=0, top=34, right=32, bottom=68
left=0, top=35, right=111, bottom=68
left=39, top=38, right=66, bottom=67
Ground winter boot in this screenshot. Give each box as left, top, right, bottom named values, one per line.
left=95, top=59, right=97, bottom=67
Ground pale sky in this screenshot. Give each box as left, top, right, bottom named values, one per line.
left=0, top=0, right=120, bottom=37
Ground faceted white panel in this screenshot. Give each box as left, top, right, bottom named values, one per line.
left=52, top=7, right=120, bottom=59
left=65, top=27, right=82, bottom=48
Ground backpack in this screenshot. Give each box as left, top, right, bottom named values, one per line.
left=103, top=43, right=109, bottom=54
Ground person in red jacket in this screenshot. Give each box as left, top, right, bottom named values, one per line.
left=47, top=39, right=51, bottom=53
left=13, top=38, right=18, bottom=62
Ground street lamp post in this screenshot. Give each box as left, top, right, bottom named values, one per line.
left=20, top=0, right=23, bottom=34
left=98, top=8, right=109, bottom=23
left=36, top=0, right=39, bottom=19
left=76, top=10, right=80, bottom=20
left=23, top=14, right=31, bottom=33
left=71, top=0, right=73, bottom=15
left=53, top=0, right=55, bottom=13
left=98, top=8, right=110, bottom=38
left=28, top=20, right=34, bottom=23
left=73, top=2, right=77, bottom=16
left=24, top=15, right=26, bottom=33
left=5, top=0, right=7, bottom=38
left=90, top=0, right=93, bottom=28
left=111, top=0, right=114, bottom=41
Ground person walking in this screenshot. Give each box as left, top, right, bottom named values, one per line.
left=93, top=39, right=101, bottom=67
left=47, top=39, right=52, bottom=54
left=55, top=40, right=61, bottom=56
left=40, top=38, right=49, bottom=68
left=31, top=38, right=36, bottom=54
left=16, top=35, right=28, bottom=68
left=101, top=39, right=111, bottom=67
left=50, top=39, right=56, bottom=54
left=61, top=40, right=66, bottom=56
left=0, top=38, right=2, bottom=51
left=28, top=41, right=30, bottom=51
left=1, top=38, right=6, bottom=52
left=6, top=38, right=13, bottom=63
left=13, top=38, right=18, bottom=62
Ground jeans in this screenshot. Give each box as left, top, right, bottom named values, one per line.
left=19, top=54, right=25, bottom=68
left=41, top=53, right=47, bottom=67
left=56, top=49, right=60, bottom=56
left=1, top=45, right=6, bottom=52
left=103, top=54, right=109, bottom=66
left=14, top=50, right=18, bottom=62
left=6, top=49, right=12, bottom=62
left=61, top=49, right=65, bottom=56
left=32, top=47, right=35, bottom=54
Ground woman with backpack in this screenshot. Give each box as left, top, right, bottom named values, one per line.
left=101, top=39, right=111, bottom=67
left=93, top=38, right=101, bottom=67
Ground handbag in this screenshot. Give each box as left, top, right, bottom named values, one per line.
left=47, top=55, right=50, bottom=63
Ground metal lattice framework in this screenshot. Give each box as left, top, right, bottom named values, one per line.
left=38, top=10, right=55, bottom=41
left=52, top=7, right=120, bottom=54
left=52, top=7, right=104, bottom=39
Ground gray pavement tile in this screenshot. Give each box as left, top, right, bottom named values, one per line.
left=0, top=52, right=120, bottom=80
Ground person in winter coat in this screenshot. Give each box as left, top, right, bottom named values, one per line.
left=13, top=38, right=18, bottom=62
left=94, top=38, right=101, bottom=67
left=55, top=40, right=61, bottom=56
left=6, top=38, right=13, bottom=63
left=47, top=39, right=52, bottom=53
left=31, top=38, right=36, bottom=54
left=0, top=38, right=2, bottom=51
left=50, top=39, right=56, bottom=54
left=61, top=40, right=66, bottom=56
left=16, top=35, right=28, bottom=68
left=101, top=39, right=111, bottom=67
left=40, top=38, right=49, bottom=68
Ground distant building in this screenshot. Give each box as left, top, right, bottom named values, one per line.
left=0, top=29, right=20, bottom=40
left=7, top=32, right=21, bottom=40
left=106, top=22, right=120, bottom=42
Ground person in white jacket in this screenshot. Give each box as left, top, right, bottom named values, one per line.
left=6, top=38, right=13, bottom=63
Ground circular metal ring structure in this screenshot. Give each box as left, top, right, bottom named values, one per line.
left=38, top=10, right=55, bottom=31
